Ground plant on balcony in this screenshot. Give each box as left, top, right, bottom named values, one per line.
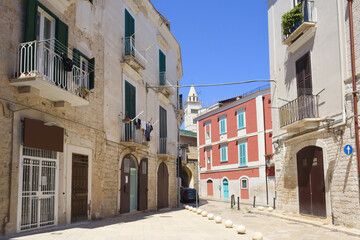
left=76, top=86, right=90, bottom=99
left=281, top=2, right=303, bottom=37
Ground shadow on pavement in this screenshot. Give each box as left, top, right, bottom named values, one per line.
left=1, top=208, right=184, bottom=240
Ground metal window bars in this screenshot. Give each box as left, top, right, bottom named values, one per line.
left=124, top=36, right=147, bottom=68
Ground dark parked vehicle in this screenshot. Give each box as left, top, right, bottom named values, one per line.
left=180, top=188, right=199, bottom=203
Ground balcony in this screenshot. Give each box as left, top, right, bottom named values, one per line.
left=120, top=122, right=149, bottom=149
left=122, top=37, right=147, bottom=72
left=158, top=72, right=174, bottom=98
left=282, top=0, right=316, bottom=48
left=11, top=40, right=90, bottom=107
left=279, top=95, right=321, bottom=132
left=158, top=138, right=177, bottom=159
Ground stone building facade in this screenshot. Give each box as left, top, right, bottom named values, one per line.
left=267, top=0, right=360, bottom=227
left=0, top=0, right=182, bottom=235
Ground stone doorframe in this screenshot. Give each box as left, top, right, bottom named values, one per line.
left=291, top=138, right=330, bottom=218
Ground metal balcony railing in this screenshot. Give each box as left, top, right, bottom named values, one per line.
left=159, top=71, right=166, bottom=86
left=124, top=37, right=147, bottom=68
left=283, top=0, right=315, bottom=40
left=14, top=39, right=90, bottom=100
left=279, top=94, right=319, bottom=127
left=121, top=122, right=146, bottom=145
left=158, top=138, right=177, bottom=156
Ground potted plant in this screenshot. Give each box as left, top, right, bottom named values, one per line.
left=281, top=2, right=304, bottom=37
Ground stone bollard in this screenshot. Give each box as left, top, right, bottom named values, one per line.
left=214, top=216, right=222, bottom=224
left=267, top=207, right=273, bottom=212
left=189, top=206, right=193, bottom=211
left=184, top=205, right=188, bottom=209
left=201, top=211, right=208, bottom=217
left=257, top=206, right=264, bottom=211
left=207, top=213, right=214, bottom=220
left=192, top=208, right=197, bottom=212
left=236, top=225, right=246, bottom=234
left=224, top=220, right=233, bottom=228
left=252, top=232, right=263, bottom=240
left=197, top=209, right=202, bottom=214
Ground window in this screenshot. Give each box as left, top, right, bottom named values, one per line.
left=220, top=145, right=227, bottom=162
left=296, top=52, right=312, bottom=96
left=237, top=111, right=245, bottom=129
left=205, top=123, right=211, bottom=140
left=73, top=49, right=95, bottom=90
left=159, top=50, right=166, bottom=85
left=205, top=130, right=210, bottom=139
left=239, top=142, right=247, bottom=166
left=219, top=117, right=226, bottom=134
left=241, top=179, right=248, bottom=189
left=193, top=119, right=197, bottom=124
left=191, top=109, right=198, bottom=114
left=207, top=156, right=211, bottom=164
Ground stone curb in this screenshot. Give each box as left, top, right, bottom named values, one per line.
left=252, top=209, right=360, bottom=238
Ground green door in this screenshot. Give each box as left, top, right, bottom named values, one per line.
left=130, top=168, right=137, bottom=211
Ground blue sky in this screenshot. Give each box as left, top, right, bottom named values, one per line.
left=151, top=1, right=270, bottom=107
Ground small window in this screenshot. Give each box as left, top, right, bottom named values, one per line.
left=237, top=111, right=245, bottom=129
left=219, top=118, right=227, bottom=134
left=191, top=109, right=198, bottom=114
left=220, top=145, right=227, bottom=162
left=193, top=119, right=197, bottom=124
left=205, top=130, right=210, bottom=139
left=241, top=179, right=248, bottom=189
left=239, top=142, right=247, bottom=166
left=207, top=156, right=211, bottom=164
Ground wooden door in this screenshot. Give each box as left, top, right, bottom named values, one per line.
left=207, top=179, right=213, bottom=196
left=71, top=154, right=88, bottom=223
left=120, top=157, right=131, bottom=214
left=138, top=158, right=148, bottom=211
left=297, top=146, right=326, bottom=217
left=157, top=162, right=169, bottom=209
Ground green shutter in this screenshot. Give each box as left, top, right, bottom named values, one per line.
left=125, top=81, right=136, bottom=119
left=89, top=58, right=95, bottom=89
left=55, top=18, right=68, bottom=56
left=72, top=49, right=81, bottom=68
left=25, top=0, right=38, bottom=42
left=159, top=50, right=166, bottom=72
left=159, top=106, right=167, bottom=138
left=125, top=9, right=135, bottom=38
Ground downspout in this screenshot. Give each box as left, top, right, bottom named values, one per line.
left=347, top=0, right=360, bottom=187
left=262, top=96, right=269, bottom=205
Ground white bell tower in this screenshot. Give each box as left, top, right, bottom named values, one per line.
left=184, top=85, right=202, bottom=132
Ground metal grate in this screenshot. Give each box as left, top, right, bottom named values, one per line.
left=23, top=147, right=57, bottom=159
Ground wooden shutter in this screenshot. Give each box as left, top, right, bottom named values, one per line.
left=296, top=52, right=312, bottom=96
left=125, top=9, right=135, bottom=38
left=25, top=0, right=38, bottom=42
left=220, top=118, right=226, bottom=134
left=239, top=143, right=247, bottom=166
left=238, top=112, right=245, bottom=129
left=159, top=106, right=167, bottom=138
left=159, top=50, right=166, bottom=72
left=125, top=81, right=136, bottom=119
left=55, top=18, right=68, bottom=56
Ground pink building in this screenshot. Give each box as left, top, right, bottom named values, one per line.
left=196, top=87, right=275, bottom=204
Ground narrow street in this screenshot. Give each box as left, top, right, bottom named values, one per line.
left=2, top=199, right=359, bottom=240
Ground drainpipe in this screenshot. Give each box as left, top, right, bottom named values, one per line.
left=262, top=96, right=269, bottom=205
left=347, top=0, right=360, bottom=186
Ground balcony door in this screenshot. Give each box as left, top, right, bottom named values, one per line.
left=125, top=81, right=136, bottom=140
left=36, top=7, right=55, bottom=79
left=296, top=52, right=314, bottom=119
left=159, top=106, right=167, bottom=154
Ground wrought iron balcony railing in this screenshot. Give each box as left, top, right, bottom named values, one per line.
left=124, top=37, right=147, bottom=69
left=279, top=94, right=319, bottom=128
left=121, top=122, right=147, bottom=147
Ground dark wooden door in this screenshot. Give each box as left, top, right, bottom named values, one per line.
left=297, top=146, right=326, bottom=217
left=157, top=162, right=169, bottom=209
left=120, top=157, right=131, bottom=214
left=71, top=154, right=88, bottom=222
left=138, top=158, right=148, bottom=211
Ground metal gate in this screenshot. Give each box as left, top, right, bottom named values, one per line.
left=18, top=147, right=58, bottom=231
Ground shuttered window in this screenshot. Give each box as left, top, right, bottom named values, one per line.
left=159, top=50, right=166, bottom=85
left=239, top=142, right=247, bottom=166
left=73, top=49, right=95, bottom=90
left=220, top=145, right=227, bottom=162
left=237, top=111, right=245, bottom=129
left=219, top=118, right=226, bottom=134
left=125, top=9, right=135, bottom=38
left=159, top=106, right=167, bottom=138
left=296, top=52, right=312, bottom=96
left=125, top=81, right=136, bottom=119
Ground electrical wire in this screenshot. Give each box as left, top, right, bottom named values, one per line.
left=146, top=79, right=275, bottom=89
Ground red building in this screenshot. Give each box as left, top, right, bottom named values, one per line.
left=196, top=86, right=275, bottom=204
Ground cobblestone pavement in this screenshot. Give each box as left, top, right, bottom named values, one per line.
left=2, top=199, right=360, bottom=240
left=194, top=198, right=360, bottom=240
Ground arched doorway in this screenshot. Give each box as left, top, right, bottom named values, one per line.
left=207, top=179, right=213, bottom=196
left=181, top=166, right=192, bottom=188
left=120, top=155, right=138, bottom=213
left=222, top=179, right=229, bottom=199
left=297, top=146, right=326, bottom=217
left=157, top=162, right=169, bottom=209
